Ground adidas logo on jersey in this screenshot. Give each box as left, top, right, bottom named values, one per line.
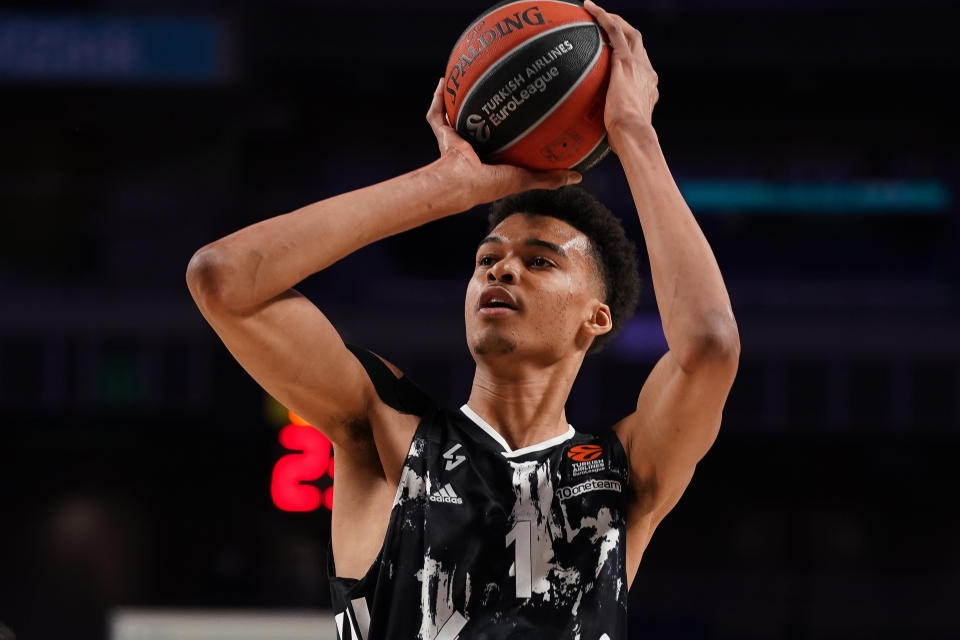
left=429, top=482, right=463, bottom=504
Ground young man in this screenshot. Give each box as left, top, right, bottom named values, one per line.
left=186, top=2, right=739, bottom=638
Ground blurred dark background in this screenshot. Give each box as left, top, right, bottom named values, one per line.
left=1, top=0, right=958, bottom=638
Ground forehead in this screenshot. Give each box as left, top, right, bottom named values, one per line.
left=484, top=213, right=592, bottom=256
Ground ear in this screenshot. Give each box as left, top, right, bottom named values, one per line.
left=583, top=302, right=612, bottom=338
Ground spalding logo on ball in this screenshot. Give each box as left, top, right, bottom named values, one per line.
left=444, top=0, right=611, bottom=172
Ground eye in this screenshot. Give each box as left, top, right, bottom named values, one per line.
left=478, top=255, right=497, bottom=267
left=530, top=256, right=554, bottom=268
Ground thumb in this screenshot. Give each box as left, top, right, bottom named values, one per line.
left=532, top=169, right=582, bottom=190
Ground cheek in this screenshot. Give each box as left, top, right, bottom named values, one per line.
left=464, top=287, right=474, bottom=319
left=464, top=274, right=483, bottom=320
left=558, top=278, right=582, bottom=325
left=530, top=275, right=581, bottom=332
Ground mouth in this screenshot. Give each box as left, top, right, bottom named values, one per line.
left=478, top=287, right=519, bottom=315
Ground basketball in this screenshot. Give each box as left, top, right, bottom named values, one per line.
left=443, top=0, right=611, bottom=173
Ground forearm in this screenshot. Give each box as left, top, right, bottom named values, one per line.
left=617, top=125, right=738, bottom=367
left=187, top=156, right=468, bottom=313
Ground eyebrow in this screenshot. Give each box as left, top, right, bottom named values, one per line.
left=477, top=235, right=568, bottom=258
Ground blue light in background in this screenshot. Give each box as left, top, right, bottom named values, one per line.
left=0, top=13, right=230, bottom=83
left=679, top=180, right=951, bottom=214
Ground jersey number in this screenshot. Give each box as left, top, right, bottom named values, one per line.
left=505, top=520, right=532, bottom=598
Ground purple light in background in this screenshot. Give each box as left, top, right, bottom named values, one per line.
left=612, top=313, right=668, bottom=360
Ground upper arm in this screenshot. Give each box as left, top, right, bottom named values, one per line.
left=614, top=340, right=739, bottom=550
left=186, top=248, right=424, bottom=486
left=195, top=284, right=379, bottom=447
left=184, top=241, right=388, bottom=442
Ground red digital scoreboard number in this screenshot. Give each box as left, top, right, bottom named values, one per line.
left=271, top=410, right=334, bottom=512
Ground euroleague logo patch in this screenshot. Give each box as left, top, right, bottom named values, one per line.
left=567, top=444, right=603, bottom=462
left=567, top=444, right=606, bottom=478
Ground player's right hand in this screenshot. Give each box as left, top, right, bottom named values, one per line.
left=426, top=77, right=581, bottom=207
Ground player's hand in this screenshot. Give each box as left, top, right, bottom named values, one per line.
left=583, top=0, right=659, bottom=153
left=426, top=78, right=581, bottom=207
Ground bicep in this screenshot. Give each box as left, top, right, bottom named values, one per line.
left=198, top=288, right=375, bottom=448
left=615, top=348, right=737, bottom=522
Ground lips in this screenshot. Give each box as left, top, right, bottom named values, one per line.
left=478, top=287, right=519, bottom=311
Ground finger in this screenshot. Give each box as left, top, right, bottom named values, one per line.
left=583, top=0, right=630, bottom=51
left=426, top=78, right=456, bottom=151
left=627, top=25, right=647, bottom=55
left=426, top=77, right=446, bottom=130
left=500, top=166, right=582, bottom=191
left=586, top=2, right=642, bottom=56
left=530, top=169, right=583, bottom=190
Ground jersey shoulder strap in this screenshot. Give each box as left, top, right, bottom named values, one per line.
left=345, top=343, right=434, bottom=416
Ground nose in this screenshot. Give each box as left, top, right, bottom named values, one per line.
left=487, top=256, right=518, bottom=284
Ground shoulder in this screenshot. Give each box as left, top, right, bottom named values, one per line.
left=345, top=344, right=435, bottom=417
left=343, top=345, right=438, bottom=484
left=570, top=428, right=628, bottom=458
left=565, top=428, right=629, bottom=480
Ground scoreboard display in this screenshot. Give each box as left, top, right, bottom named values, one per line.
left=270, top=409, right=334, bottom=512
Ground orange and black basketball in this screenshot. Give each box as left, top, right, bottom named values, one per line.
left=443, top=0, right=611, bottom=172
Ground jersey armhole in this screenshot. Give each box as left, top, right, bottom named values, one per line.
left=604, top=429, right=630, bottom=481
left=329, top=346, right=435, bottom=589
left=345, top=344, right=434, bottom=416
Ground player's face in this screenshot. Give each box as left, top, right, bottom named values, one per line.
left=464, top=213, right=610, bottom=363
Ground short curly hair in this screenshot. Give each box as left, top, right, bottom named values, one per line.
left=487, top=186, right=641, bottom=353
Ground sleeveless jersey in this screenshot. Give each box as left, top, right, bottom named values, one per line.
left=329, top=346, right=629, bottom=640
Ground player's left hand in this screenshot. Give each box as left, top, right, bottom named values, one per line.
left=583, top=0, right=660, bottom=153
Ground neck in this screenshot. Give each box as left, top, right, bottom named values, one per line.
left=465, top=351, right=584, bottom=450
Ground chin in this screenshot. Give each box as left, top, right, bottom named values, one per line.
left=470, top=332, right=518, bottom=357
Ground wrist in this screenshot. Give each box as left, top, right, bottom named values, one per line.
left=608, top=121, right=659, bottom=156
left=423, top=152, right=484, bottom=212
left=610, top=123, right=668, bottom=178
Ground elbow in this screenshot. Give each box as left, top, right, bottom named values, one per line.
left=674, top=310, right=740, bottom=373
left=186, top=245, right=242, bottom=314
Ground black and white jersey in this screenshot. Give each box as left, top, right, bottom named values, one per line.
left=329, top=346, right=629, bottom=640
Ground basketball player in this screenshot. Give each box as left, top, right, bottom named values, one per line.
left=187, top=2, right=738, bottom=638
